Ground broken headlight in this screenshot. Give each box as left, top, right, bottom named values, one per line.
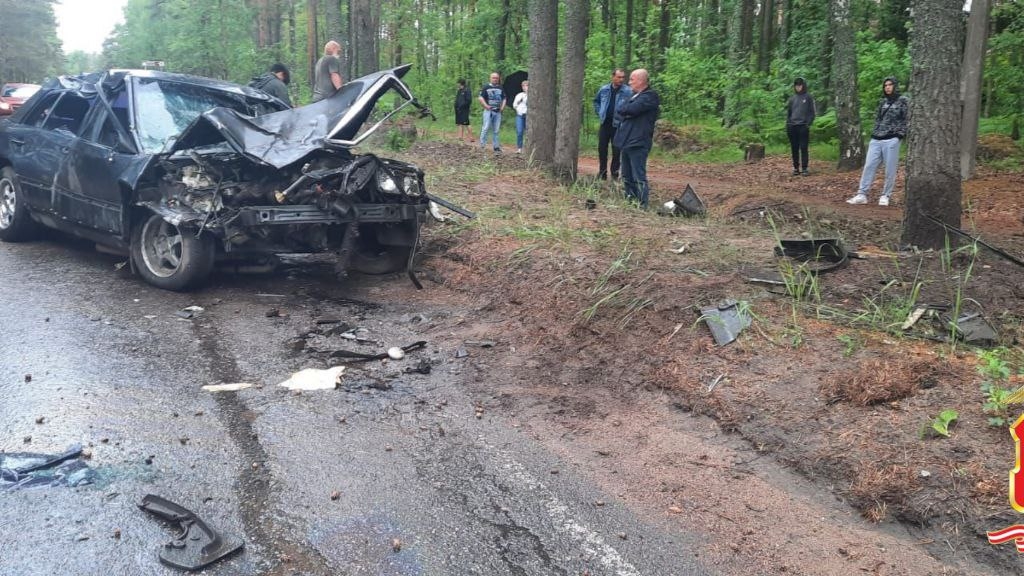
left=377, top=170, right=399, bottom=193
left=403, top=175, right=422, bottom=196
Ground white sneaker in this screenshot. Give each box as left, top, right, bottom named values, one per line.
left=878, top=196, right=890, bottom=206
left=846, top=194, right=868, bottom=205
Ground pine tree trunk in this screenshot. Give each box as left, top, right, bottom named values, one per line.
left=757, top=0, right=773, bottom=73
left=527, top=0, right=558, bottom=166
left=497, top=0, right=510, bottom=65
left=553, top=0, right=589, bottom=181
left=959, top=0, right=989, bottom=181
left=830, top=0, right=864, bottom=170
left=901, top=0, right=963, bottom=250
left=307, top=0, right=318, bottom=87
left=625, top=0, right=634, bottom=67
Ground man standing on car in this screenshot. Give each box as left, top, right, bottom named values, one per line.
left=613, top=69, right=660, bottom=209
left=249, top=63, right=292, bottom=107
left=479, top=72, right=505, bottom=154
left=847, top=77, right=909, bottom=207
left=785, top=77, right=815, bottom=176
left=593, top=69, right=631, bottom=180
left=311, top=41, right=344, bottom=103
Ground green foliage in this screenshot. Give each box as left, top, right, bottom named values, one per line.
left=657, top=48, right=730, bottom=123
left=924, top=409, right=958, bottom=438
left=977, top=348, right=1022, bottom=427
left=0, top=0, right=63, bottom=84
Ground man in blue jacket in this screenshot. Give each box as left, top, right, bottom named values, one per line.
left=593, top=69, right=632, bottom=180
left=613, top=69, right=660, bottom=208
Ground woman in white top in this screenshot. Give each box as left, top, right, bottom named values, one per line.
left=513, top=81, right=528, bottom=153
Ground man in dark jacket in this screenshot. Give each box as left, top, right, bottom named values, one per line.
left=249, top=63, right=292, bottom=107
left=785, top=77, right=816, bottom=176
left=847, top=77, right=909, bottom=207
left=612, top=69, right=660, bottom=208
left=592, top=69, right=632, bottom=180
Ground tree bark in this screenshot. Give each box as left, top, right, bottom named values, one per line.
left=497, top=0, right=510, bottom=65
left=307, top=0, right=318, bottom=88
left=901, top=0, right=963, bottom=250
left=553, top=0, right=589, bottom=181
left=625, top=0, right=634, bottom=67
left=526, top=0, right=557, bottom=166
left=959, top=0, right=989, bottom=181
left=829, top=0, right=864, bottom=170
left=757, top=0, right=774, bottom=73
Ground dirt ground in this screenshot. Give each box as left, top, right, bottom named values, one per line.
left=386, top=137, right=1024, bottom=574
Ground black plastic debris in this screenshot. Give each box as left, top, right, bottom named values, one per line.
left=138, top=494, right=244, bottom=571
left=698, top=299, right=751, bottom=346
left=746, top=238, right=849, bottom=286
left=328, top=341, right=427, bottom=363
left=660, top=184, right=706, bottom=217
left=0, top=444, right=96, bottom=489
left=948, top=313, right=999, bottom=347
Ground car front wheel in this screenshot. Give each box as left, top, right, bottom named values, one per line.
left=130, top=213, right=215, bottom=291
left=0, top=166, right=37, bottom=241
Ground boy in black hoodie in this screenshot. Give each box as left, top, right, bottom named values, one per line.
left=847, top=77, right=909, bottom=206
left=785, top=77, right=816, bottom=176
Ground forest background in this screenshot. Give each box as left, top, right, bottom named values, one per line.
left=2, top=0, right=1022, bottom=152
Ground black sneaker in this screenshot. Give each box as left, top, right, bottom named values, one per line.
left=801, top=169, right=809, bottom=176
left=792, top=169, right=800, bottom=176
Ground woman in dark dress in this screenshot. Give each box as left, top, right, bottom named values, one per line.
left=454, top=79, right=472, bottom=141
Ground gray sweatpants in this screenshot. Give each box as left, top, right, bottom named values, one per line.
left=858, top=137, right=901, bottom=199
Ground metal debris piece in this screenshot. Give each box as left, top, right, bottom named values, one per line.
left=201, top=383, right=253, bottom=393
left=699, top=299, right=751, bottom=346
left=773, top=238, right=848, bottom=274
left=455, top=347, right=469, bottom=358
left=901, top=306, right=928, bottom=330
left=949, top=313, right=999, bottom=346
left=138, top=494, right=244, bottom=571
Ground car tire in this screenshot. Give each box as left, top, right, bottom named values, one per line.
left=130, top=212, right=215, bottom=291
left=0, top=166, right=38, bottom=242
left=349, top=235, right=413, bottom=275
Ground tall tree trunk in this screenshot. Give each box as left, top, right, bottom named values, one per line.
left=553, top=0, right=589, bottom=180
left=657, top=0, right=672, bottom=74
left=324, top=0, right=343, bottom=48
left=757, top=0, right=773, bottom=73
left=527, top=0, right=558, bottom=166
left=959, top=0, right=989, bottom=181
left=625, top=0, right=634, bottom=67
left=830, top=0, right=864, bottom=170
left=497, top=0, right=510, bottom=65
left=349, top=0, right=378, bottom=76
left=307, top=0, right=318, bottom=86
left=901, top=0, right=963, bottom=250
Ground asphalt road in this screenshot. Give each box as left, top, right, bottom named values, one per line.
left=0, top=235, right=712, bottom=576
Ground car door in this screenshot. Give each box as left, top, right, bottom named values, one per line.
left=56, top=102, right=137, bottom=236
left=4, top=90, right=66, bottom=212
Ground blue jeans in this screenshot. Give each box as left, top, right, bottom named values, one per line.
left=515, top=114, right=526, bottom=149
left=480, top=110, right=502, bottom=150
left=858, top=137, right=901, bottom=198
left=620, top=145, right=651, bottom=208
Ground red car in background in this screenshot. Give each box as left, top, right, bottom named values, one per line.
left=0, top=83, right=41, bottom=116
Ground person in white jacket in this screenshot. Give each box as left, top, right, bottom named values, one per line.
left=513, top=81, right=528, bottom=153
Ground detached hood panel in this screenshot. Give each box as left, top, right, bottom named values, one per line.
left=167, top=65, right=415, bottom=169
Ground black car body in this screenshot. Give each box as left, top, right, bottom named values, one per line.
left=0, top=65, right=439, bottom=290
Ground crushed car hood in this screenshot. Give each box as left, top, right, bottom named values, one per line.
left=166, top=65, right=417, bottom=169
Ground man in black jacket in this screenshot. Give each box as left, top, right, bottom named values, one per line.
left=249, top=63, right=292, bottom=107
left=613, top=69, right=660, bottom=208
left=785, top=77, right=816, bottom=176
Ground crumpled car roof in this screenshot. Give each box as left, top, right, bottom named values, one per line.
left=166, top=64, right=416, bottom=169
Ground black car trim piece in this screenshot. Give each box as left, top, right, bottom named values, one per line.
left=235, top=204, right=423, bottom=226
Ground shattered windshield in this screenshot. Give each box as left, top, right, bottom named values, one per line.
left=133, top=78, right=277, bottom=154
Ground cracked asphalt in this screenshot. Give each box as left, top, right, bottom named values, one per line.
left=0, top=236, right=711, bottom=576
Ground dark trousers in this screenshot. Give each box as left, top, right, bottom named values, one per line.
left=598, top=122, right=621, bottom=178
left=787, top=124, right=810, bottom=170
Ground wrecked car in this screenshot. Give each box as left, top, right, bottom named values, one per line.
left=0, top=65, right=439, bottom=290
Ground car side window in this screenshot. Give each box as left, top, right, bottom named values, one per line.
left=20, top=92, right=62, bottom=127
left=42, top=93, right=92, bottom=135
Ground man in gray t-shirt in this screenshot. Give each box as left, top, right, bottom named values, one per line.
left=311, top=40, right=344, bottom=103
